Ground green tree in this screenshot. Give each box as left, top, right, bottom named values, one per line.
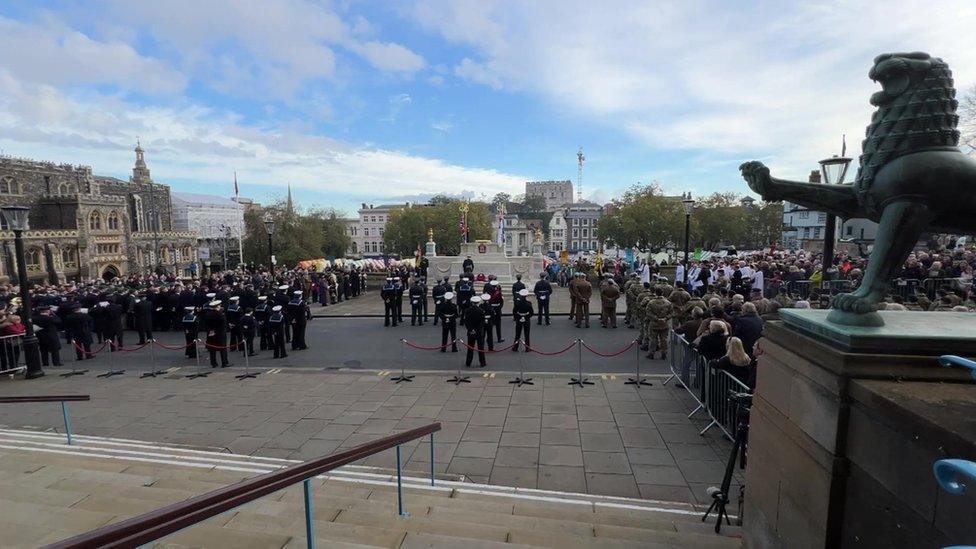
left=598, top=184, right=685, bottom=251
left=491, top=193, right=511, bottom=212
left=694, top=192, right=748, bottom=250
left=241, top=200, right=350, bottom=267
left=384, top=200, right=493, bottom=256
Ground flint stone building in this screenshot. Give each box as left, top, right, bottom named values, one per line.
left=0, top=144, right=198, bottom=283
left=524, top=180, right=573, bottom=212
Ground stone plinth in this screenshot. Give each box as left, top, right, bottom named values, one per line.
left=428, top=240, right=544, bottom=282
left=744, top=317, right=976, bottom=549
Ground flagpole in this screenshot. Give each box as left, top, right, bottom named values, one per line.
left=235, top=171, right=244, bottom=268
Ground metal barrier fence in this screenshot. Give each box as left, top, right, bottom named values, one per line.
left=763, top=276, right=972, bottom=302
left=0, top=334, right=24, bottom=377
left=665, top=332, right=751, bottom=440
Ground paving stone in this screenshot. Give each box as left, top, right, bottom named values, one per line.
left=675, top=459, right=727, bottom=484
left=494, top=446, right=539, bottom=468
left=580, top=432, right=625, bottom=453
left=541, top=414, right=577, bottom=430
left=468, top=408, right=507, bottom=426
left=454, top=441, right=499, bottom=459
left=447, top=457, right=495, bottom=477
left=369, top=406, right=410, bottom=420
left=288, top=418, right=330, bottom=436
left=355, top=419, right=398, bottom=435
left=643, top=399, right=690, bottom=413
left=540, top=428, right=580, bottom=446
left=650, top=412, right=696, bottom=424
left=578, top=421, right=616, bottom=434
left=585, top=473, right=640, bottom=498
left=411, top=441, right=457, bottom=463
left=625, top=447, right=677, bottom=466
left=499, top=432, right=540, bottom=448
left=290, top=438, right=342, bottom=460
left=538, top=465, right=587, bottom=492
left=502, top=417, right=541, bottom=433
left=539, top=445, right=584, bottom=467
left=618, top=427, right=666, bottom=448
left=667, top=442, right=722, bottom=461
left=656, top=424, right=706, bottom=444
left=313, top=423, right=359, bottom=440
left=461, top=425, right=503, bottom=442
left=631, top=464, right=688, bottom=486
left=583, top=452, right=632, bottom=474
left=612, top=413, right=653, bottom=428
left=247, top=421, right=292, bottom=439
left=331, top=411, right=373, bottom=425
left=637, top=483, right=696, bottom=503
left=227, top=436, right=270, bottom=455
left=506, top=405, right=542, bottom=418
left=541, top=402, right=575, bottom=414
left=405, top=405, right=443, bottom=418
left=490, top=466, right=538, bottom=489
left=576, top=406, right=614, bottom=422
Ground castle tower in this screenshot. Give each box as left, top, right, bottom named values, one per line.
left=132, top=141, right=151, bottom=184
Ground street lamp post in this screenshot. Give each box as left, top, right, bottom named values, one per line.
left=219, top=224, right=229, bottom=271
left=264, top=215, right=276, bottom=284
left=459, top=201, right=469, bottom=246
left=2, top=206, right=43, bottom=379
left=681, top=193, right=695, bottom=286
left=818, top=149, right=853, bottom=280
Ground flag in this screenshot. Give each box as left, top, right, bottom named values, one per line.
left=841, top=135, right=847, bottom=157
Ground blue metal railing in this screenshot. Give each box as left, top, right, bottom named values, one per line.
left=0, top=395, right=89, bottom=445
left=934, top=355, right=976, bottom=549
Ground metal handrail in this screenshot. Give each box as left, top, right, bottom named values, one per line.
left=0, top=394, right=90, bottom=445
left=46, top=422, right=441, bottom=549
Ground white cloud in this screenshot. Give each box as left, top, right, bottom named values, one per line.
left=353, top=41, right=426, bottom=73
left=430, top=120, right=453, bottom=133
left=382, top=93, right=413, bottom=123
left=411, top=0, right=976, bottom=181
left=0, top=70, right=525, bottom=200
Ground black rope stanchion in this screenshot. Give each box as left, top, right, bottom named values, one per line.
left=235, top=339, right=259, bottom=380
left=140, top=339, right=167, bottom=378
left=185, top=339, right=211, bottom=379
left=97, top=340, right=125, bottom=378
left=391, top=339, right=414, bottom=383
left=568, top=338, right=593, bottom=387
left=446, top=339, right=470, bottom=385
left=625, top=337, right=653, bottom=387
left=61, top=340, right=88, bottom=378
left=508, top=339, right=532, bottom=387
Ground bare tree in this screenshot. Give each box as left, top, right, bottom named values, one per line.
left=961, top=83, right=976, bottom=155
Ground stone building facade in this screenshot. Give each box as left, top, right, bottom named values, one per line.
left=525, top=180, right=573, bottom=212
left=0, top=144, right=198, bottom=283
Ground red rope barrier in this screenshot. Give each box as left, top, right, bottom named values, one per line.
left=581, top=340, right=637, bottom=358
left=118, top=342, right=151, bottom=353
left=526, top=340, right=578, bottom=356
left=203, top=342, right=235, bottom=350
left=73, top=341, right=108, bottom=355
left=153, top=340, right=196, bottom=351
left=402, top=339, right=456, bottom=351
left=457, top=340, right=516, bottom=354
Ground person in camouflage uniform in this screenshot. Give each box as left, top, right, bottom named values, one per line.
left=645, top=288, right=673, bottom=360
left=635, top=283, right=654, bottom=350
left=682, top=294, right=707, bottom=325
left=773, top=287, right=795, bottom=309
left=668, top=282, right=691, bottom=326
left=623, top=273, right=640, bottom=328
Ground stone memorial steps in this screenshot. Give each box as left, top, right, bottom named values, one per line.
left=0, top=428, right=741, bottom=548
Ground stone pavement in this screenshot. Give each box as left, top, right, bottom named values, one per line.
left=0, top=368, right=738, bottom=506
left=315, top=284, right=628, bottom=317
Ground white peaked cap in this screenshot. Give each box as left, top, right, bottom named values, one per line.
left=205, top=293, right=216, bottom=298
left=99, top=301, right=109, bottom=307
left=208, top=300, right=221, bottom=307
left=293, top=291, right=302, bottom=295
left=272, top=305, right=283, bottom=311
left=258, top=296, right=268, bottom=300
left=519, top=288, right=529, bottom=296
left=490, top=280, right=499, bottom=286
left=470, top=296, right=482, bottom=304
left=481, top=293, right=491, bottom=300
left=278, top=285, right=289, bottom=290
left=443, top=292, right=454, bottom=300
left=184, top=306, right=195, bottom=311
left=79, top=308, right=89, bottom=314
left=229, top=296, right=240, bottom=301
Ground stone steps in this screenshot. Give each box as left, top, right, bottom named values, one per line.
left=0, top=429, right=742, bottom=548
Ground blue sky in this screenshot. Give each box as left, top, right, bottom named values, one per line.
left=1, top=1, right=975, bottom=216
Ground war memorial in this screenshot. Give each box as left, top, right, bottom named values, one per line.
left=0, top=51, right=974, bottom=549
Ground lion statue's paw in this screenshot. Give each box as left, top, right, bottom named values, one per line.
left=832, top=292, right=877, bottom=314
left=739, top=161, right=775, bottom=200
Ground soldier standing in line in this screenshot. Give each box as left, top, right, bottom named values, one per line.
left=274, top=284, right=292, bottom=343
left=511, top=274, right=526, bottom=315
left=255, top=295, right=270, bottom=350
left=202, top=300, right=231, bottom=368
left=438, top=291, right=458, bottom=353
left=623, top=273, right=638, bottom=328
left=600, top=274, right=620, bottom=329
left=511, top=288, right=534, bottom=352
left=240, top=308, right=258, bottom=356
left=533, top=272, right=552, bottom=325
left=568, top=272, right=580, bottom=323
left=574, top=273, right=592, bottom=328
left=489, top=280, right=504, bottom=343
left=431, top=277, right=447, bottom=326
left=464, top=295, right=487, bottom=367
left=226, top=295, right=243, bottom=352
left=104, top=298, right=125, bottom=351
left=409, top=279, right=424, bottom=326
left=479, top=293, right=495, bottom=351
left=457, top=274, right=475, bottom=328
left=420, top=277, right=430, bottom=323
left=181, top=306, right=199, bottom=359
left=288, top=290, right=310, bottom=351
left=382, top=277, right=397, bottom=327
left=394, top=277, right=405, bottom=325
left=32, top=306, right=63, bottom=367
left=133, top=293, right=153, bottom=344
left=647, top=289, right=674, bottom=360
left=65, top=306, right=94, bottom=360
left=269, top=304, right=288, bottom=359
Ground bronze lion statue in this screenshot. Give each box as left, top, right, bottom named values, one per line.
left=741, top=52, right=976, bottom=326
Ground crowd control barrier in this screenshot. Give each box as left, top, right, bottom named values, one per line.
left=664, top=332, right=751, bottom=440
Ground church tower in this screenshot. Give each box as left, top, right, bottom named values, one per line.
left=287, top=182, right=294, bottom=214
left=132, top=141, right=152, bottom=184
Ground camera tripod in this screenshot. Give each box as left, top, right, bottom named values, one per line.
left=702, top=391, right=751, bottom=534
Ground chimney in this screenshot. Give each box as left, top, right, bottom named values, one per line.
left=370, top=204, right=374, bottom=209
left=809, top=170, right=822, bottom=183
left=361, top=203, right=366, bottom=210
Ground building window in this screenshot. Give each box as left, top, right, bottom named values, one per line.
left=591, top=240, right=597, bottom=249
left=181, top=245, right=193, bottom=260
left=582, top=228, right=589, bottom=238
left=817, top=213, right=827, bottom=223
left=108, top=210, right=121, bottom=230
left=799, top=211, right=809, bottom=219
left=572, top=228, right=579, bottom=238
left=371, top=216, right=377, bottom=223
left=61, top=247, right=77, bottom=269
left=89, top=211, right=102, bottom=230
left=845, top=225, right=853, bottom=236
left=362, top=216, right=367, bottom=222
left=591, top=228, right=598, bottom=239
left=505, top=234, right=512, bottom=245
left=582, top=218, right=589, bottom=227
left=813, top=227, right=822, bottom=239
left=581, top=241, right=589, bottom=251
left=26, top=247, right=42, bottom=271
left=803, top=227, right=811, bottom=238
left=379, top=228, right=384, bottom=236
left=351, top=242, right=358, bottom=253
left=0, top=176, right=18, bottom=194
left=572, top=218, right=579, bottom=226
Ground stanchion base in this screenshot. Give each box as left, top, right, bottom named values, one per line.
left=568, top=377, right=594, bottom=387
left=391, top=375, right=415, bottom=383
left=140, top=370, right=168, bottom=379
left=446, top=375, right=470, bottom=384
left=235, top=372, right=260, bottom=380
left=625, top=377, right=654, bottom=387
left=509, top=377, right=534, bottom=386
left=97, top=370, right=126, bottom=378
left=59, top=370, right=88, bottom=378
left=185, top=372, right=212, bottom=379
